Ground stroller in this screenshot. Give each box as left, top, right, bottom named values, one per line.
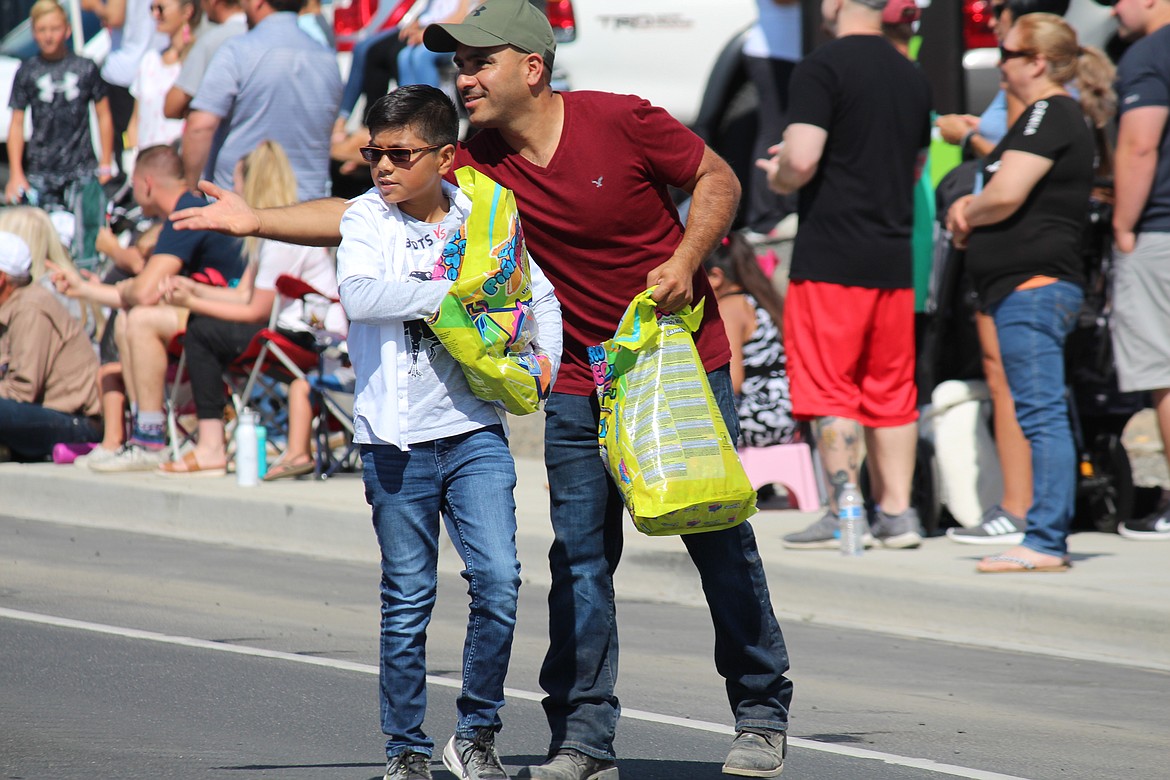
left=910, top=167, right=1149, bottom=535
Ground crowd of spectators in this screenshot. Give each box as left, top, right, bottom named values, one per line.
left=3, top=0, right=1170, bottom=777
left=2, top=0, right=1170, bottom=540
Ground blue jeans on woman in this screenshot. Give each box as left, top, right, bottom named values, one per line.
left=396, top=43, right=447, bottom=88
left=338, top=28, right=397, bottom=119
left=361, top=425, right=521, bottom=759
left=990, top=281, right=1084, bottom=557
left=540, top=365, right=793, bottom=761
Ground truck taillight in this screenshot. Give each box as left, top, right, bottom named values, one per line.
left=963, top=0, right=999, bottom=50
left=545, top=0, right=576, bottom=43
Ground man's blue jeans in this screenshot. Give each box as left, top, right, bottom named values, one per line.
left=361, top=425, right=521, bottom=759
left=0, top=398, right=100, bottom=461
left=991, top=281, right=1084, bottom=557
left=541, top=366, right=793, bottom=760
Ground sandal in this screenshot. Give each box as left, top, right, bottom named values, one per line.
left=157, top=450, right=227, bottom=478
left=976, top=553, right=1071, bottom=574
left=263, top=458, right=315, bottom=481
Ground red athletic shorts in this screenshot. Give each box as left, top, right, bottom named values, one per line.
left=784, top=280, right=918, bottom=428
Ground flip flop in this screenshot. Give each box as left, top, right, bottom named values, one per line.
left=263, top=458, right=315, bottom=481
left=976, top=554, right=1071, bottom=573
left=157, top=450, right=227, bottom=478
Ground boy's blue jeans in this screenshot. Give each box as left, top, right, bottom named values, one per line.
left=360, top=425, right=521, bottom=759
left=540, top=366, right=793, bottom=761
left=990, top=281, right=1084, bottom=557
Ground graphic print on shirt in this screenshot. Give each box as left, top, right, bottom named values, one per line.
left=402, top=217, right=466, bottom=378
left=36, top=71, right=80, bottom=102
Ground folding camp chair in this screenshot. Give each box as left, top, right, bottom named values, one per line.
left=226, top=274, right=355, bottom=477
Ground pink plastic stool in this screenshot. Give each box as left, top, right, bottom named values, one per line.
left=738, top=443, right=823, bottom=511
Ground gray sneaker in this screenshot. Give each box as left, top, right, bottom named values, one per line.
left=443, top=730, right=508, bottom=779
left=871, top=507, right=923, bottom=549
left=385, top=750, right=432, bottom=780
left=89, top=444, right=168, bottom=473
left=781, top=511, right=873, bottom=550
left=946, top=505, right=1025, bottom=545
left=722, top=728, right=786, bottom=777
left=516, top=749, right=619, bottom=780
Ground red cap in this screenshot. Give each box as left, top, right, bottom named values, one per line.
left=883, top=0, right=921, bottom=25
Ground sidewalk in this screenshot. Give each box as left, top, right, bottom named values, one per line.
left=3, top=449, right=1166, bottom=673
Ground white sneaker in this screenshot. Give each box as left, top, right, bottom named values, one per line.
left=89, top=444, right=167, bottom=473
left=76, top=446, right=120, bottom=469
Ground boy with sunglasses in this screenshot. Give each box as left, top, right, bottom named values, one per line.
left=336, top=84, right=561, bottom=780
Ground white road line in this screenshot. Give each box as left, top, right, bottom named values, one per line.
left=1, top=607, right=1031, bottom=780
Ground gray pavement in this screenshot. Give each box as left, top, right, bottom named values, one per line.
left=4, top=420, right=1167, bottom=675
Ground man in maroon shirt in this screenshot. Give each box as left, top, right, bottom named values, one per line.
left=170, top=2, right=793, bottom=777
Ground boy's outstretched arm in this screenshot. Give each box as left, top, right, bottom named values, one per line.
left=170, top=180, right=348, bottom=247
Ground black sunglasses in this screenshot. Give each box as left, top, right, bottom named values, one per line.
left=359, top=144, right=443, bottom=164
left=999, top=45, right=1034, bottom=61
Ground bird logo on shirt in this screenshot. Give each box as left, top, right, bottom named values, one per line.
left=592, top=175, right=604, bottom=188
left=35, top=71, right=80, bottom=103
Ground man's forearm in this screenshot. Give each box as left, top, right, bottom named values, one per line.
left=772, top=145, right=816, bottom=195
left=677, top=167, right=740, bottom=272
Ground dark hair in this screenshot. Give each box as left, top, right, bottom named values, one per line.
left=1005, top=0, right=1069, bottom=18
left=135, top=144, right=185, bottom=181
left=703, top=233, right=785, bottom=336
left=364, top=85, right=458, bottom=148
left=267, top=0, right=304, bottom=12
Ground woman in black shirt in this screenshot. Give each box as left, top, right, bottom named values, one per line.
left=946, top=13, right=1115, bottom=573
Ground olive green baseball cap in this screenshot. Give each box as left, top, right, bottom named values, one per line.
left=423, top=0, right=556, bottom=67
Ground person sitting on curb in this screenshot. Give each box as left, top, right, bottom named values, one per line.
left=0, top=232, right=102, bottom=462
left=51, top=144, right=246, bottom=472
left=155, top=140, right=343, bottom=478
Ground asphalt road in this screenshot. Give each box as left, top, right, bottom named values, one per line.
left=2, top=516, right=1167, bottom=780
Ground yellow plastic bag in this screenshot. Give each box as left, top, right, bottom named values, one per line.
left=427, top=166, right=553, bottom=415
left=588, top=288, right=757, bottom=536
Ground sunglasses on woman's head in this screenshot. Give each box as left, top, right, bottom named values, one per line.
left=358, top=145, right=443, bottom=164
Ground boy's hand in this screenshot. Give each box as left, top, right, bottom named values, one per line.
left=170, top=180, right=261, bottom=236
left=5, top=173, right=28, bottom=204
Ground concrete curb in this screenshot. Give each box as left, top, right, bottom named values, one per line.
left=3, top=458, right=1166, bottom=672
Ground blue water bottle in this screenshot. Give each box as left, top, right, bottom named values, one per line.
left=256, top=425, right=268, bottom=479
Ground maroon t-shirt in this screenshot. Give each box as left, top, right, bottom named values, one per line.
left=451, top=90, right=731, bottom=396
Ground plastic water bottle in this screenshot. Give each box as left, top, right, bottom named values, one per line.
left=236, top=409, right=259, bottom=487
left=256, top=425, right=268, bottom=479
left=838, top=482, right=865, bottom=557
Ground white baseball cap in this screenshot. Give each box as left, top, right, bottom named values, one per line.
left=0, top=231, right=33, bottom=278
